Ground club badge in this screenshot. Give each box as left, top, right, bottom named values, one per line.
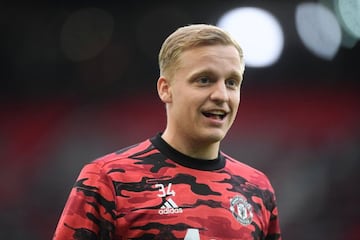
left=230, top=195, right=253, bottom=226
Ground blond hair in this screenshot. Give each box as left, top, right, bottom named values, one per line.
left=158, top=24, right=245, bottom=78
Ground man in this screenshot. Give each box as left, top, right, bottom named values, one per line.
left=53, top=24, right=281, bottom=239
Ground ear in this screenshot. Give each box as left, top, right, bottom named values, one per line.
left=157, top=76, right=172, bottom=103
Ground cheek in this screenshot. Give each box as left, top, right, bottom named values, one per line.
left=231, top=92, right=241, bottom=106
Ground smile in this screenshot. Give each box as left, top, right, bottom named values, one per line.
left=202, top=110, right=227, bottom=120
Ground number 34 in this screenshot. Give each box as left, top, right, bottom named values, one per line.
left=155, top=183, right=175, bottom=197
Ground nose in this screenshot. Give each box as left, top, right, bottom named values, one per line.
left=210, top=81, right=229, bottom=102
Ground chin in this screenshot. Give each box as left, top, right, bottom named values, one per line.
left=202, top=130, right=227, bottom=143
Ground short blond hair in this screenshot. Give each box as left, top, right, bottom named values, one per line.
left=158, top=24, right=245, bottom=78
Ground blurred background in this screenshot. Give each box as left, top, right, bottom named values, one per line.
left=1, top=0, right=359, bottom=239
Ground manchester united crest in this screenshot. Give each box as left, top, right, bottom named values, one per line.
left=230, top=195, right=253, bottom=226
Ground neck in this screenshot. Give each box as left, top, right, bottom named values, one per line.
left=161, top=130, right=220, bottom=160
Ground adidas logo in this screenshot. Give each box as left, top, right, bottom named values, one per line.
left=158, top=198, right=183, bottom=215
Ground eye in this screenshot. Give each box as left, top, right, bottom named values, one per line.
left=197, top=76, right=211, bottom=85
left=226, top=78, right=239, bottom=89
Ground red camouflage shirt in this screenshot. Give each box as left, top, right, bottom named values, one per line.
left=53, top=133, right=281, bottom=240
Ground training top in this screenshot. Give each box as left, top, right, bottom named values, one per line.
left=53, top=133, right=281, bottom=240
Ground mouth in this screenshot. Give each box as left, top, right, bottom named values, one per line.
left=202, top=110, right=227, bottom=120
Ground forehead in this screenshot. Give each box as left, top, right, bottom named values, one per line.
left=177, top=45, right=242, bottom=71
left=169, top=45, right=244, bottom=84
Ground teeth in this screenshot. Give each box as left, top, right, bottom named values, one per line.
left=208, top=110, right=225, bottom=115
left=203, top=110, right=227, bottom=120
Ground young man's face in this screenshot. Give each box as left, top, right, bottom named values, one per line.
left=160, top=44, right=243, bottom=146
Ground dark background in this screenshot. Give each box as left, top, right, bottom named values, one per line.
left=1, top=1, right=359, bottom=239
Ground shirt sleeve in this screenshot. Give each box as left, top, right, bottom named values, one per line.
left=265, top=182, right=282, bottom=240
left=53, top=161, right=117, bottom=240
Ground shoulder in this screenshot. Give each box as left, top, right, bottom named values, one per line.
left=222, top=152, right=274, bottom=190
left=85, top=138, right=155, bottom=172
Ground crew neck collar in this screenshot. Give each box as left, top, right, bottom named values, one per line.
left=150, top=133, right=225, bottom=171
